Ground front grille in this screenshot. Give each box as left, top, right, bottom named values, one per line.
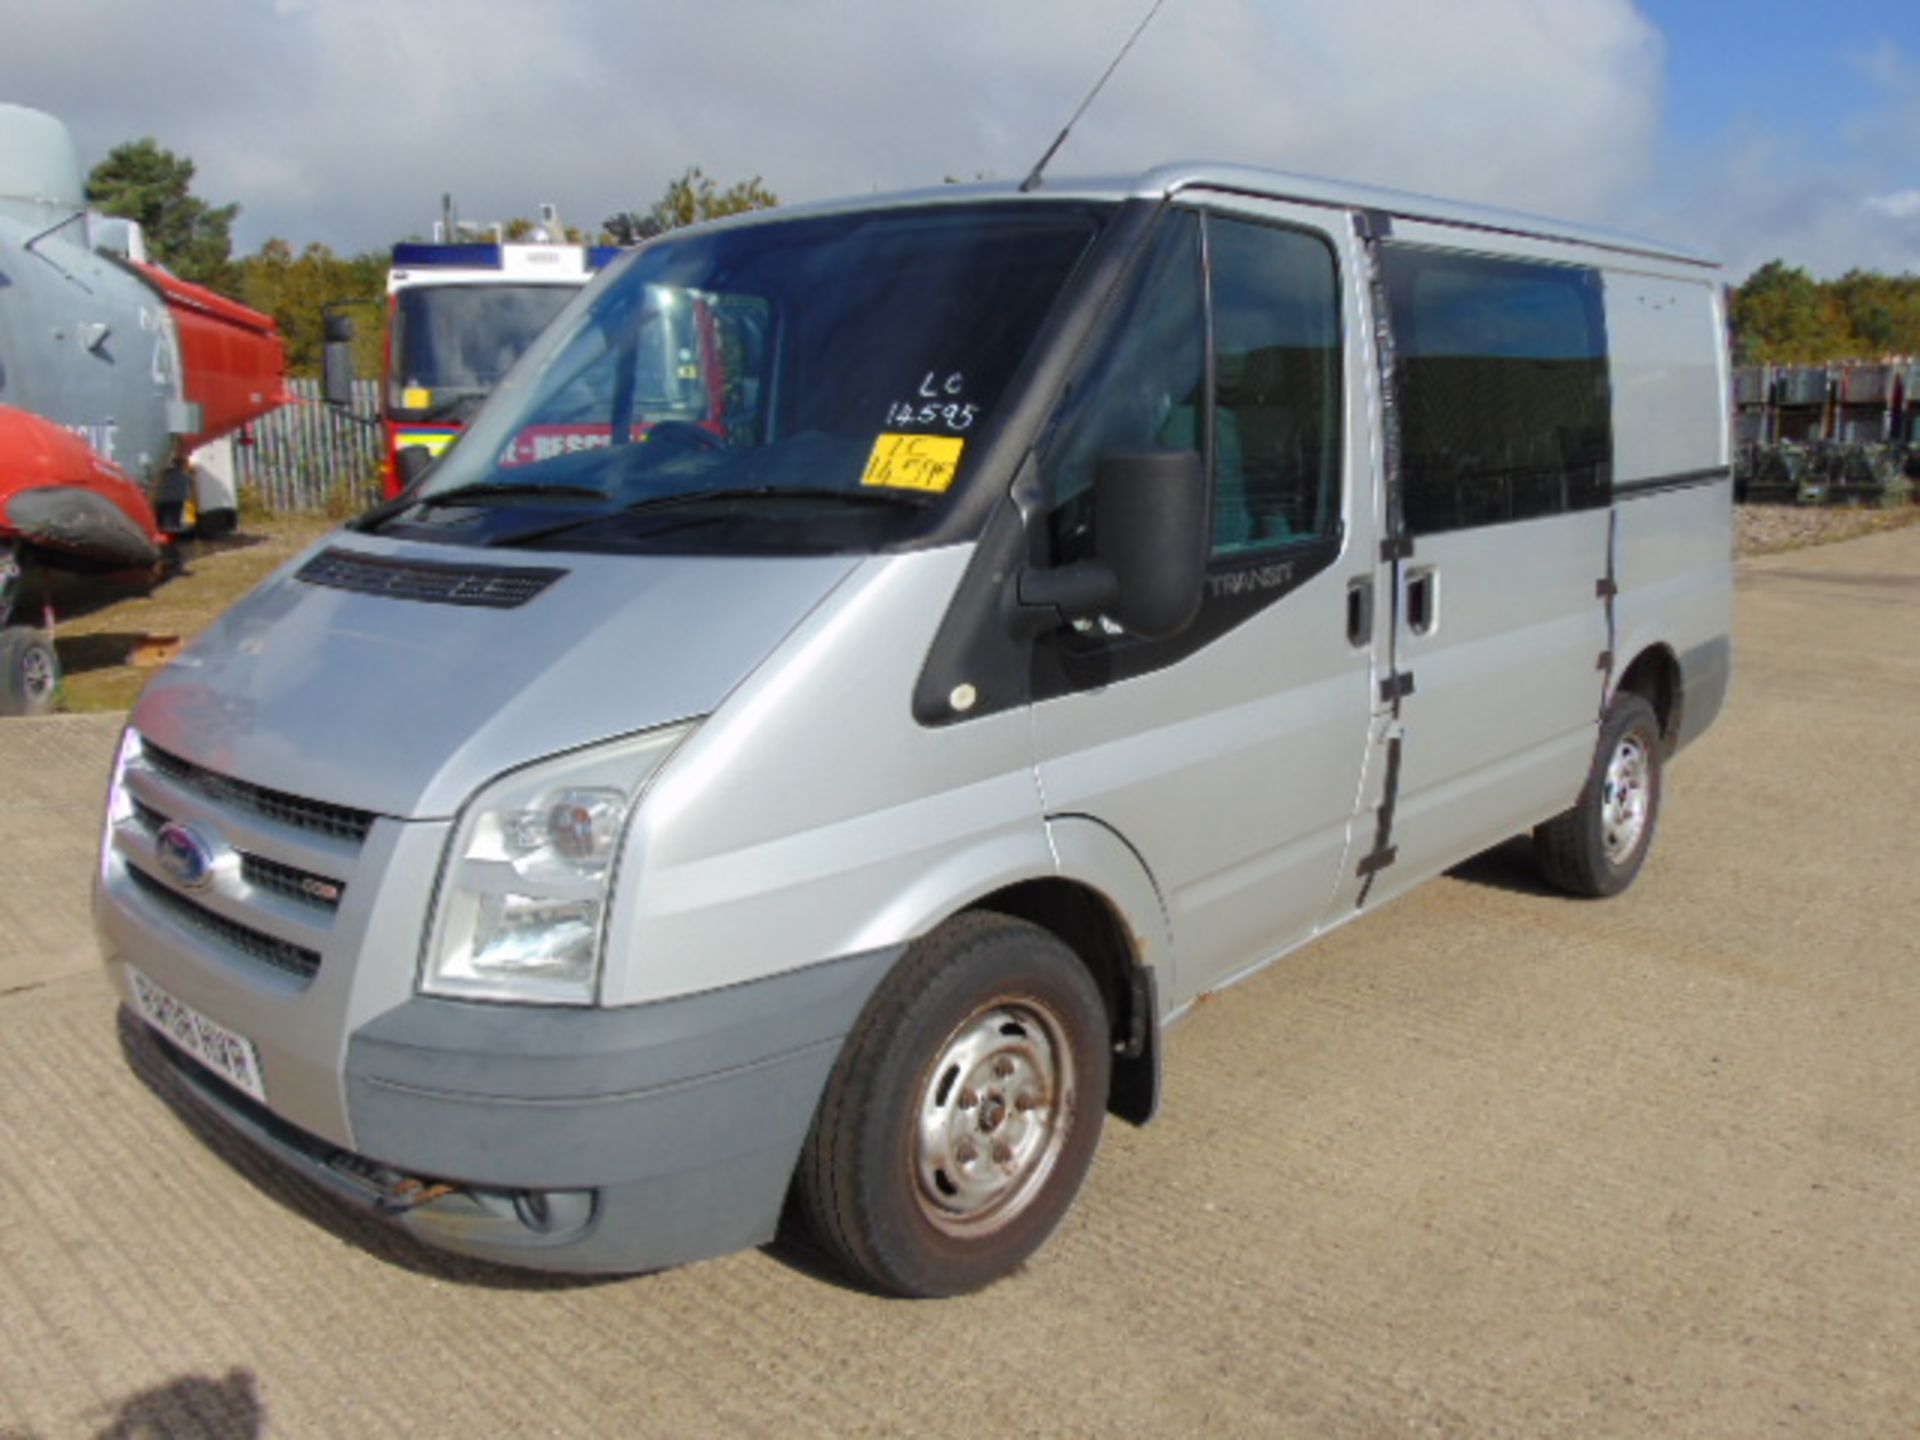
left=242, top=854, right=346, bottom=912
left=296, top=547, right=566, bottom=609
left=141, top=742, right=375, bottom=845
left=128, top=865, right=322, bottom=983
left=126, top=795, right=345, bottom=913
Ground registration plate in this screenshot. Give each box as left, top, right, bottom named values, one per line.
left=129, top=968, right=268, bottom=1104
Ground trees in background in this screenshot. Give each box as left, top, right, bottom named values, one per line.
left=85, top=138, right=239, bottom=292
left=236, top=240, right=387, bottom=377
left=603, top=167, right=780, bottom=244
left=1731, top=261, right=1920, bottom=364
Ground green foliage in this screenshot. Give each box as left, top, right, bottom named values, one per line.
left=235, top=240, right=386, bottom=378
left=1827, top=269, right=1920, bottom=355
left=1732, top=260, right=1920, bottom=364
left=86, top=138, right=239, bottom=294
left=605, top=167, right=779, bottom=243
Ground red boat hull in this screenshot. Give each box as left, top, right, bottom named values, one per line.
left=0, top=405, right=163, bottom=571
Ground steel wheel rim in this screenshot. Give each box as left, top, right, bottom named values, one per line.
left=19, top=643, right=55, bottom=704
left=913, top=998, right=1075, bottom=1238
left=1601, top=730, right=1652, bottom=863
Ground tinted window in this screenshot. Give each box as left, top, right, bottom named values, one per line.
left=391, top=203, right=1110, bottom=555
left=1383, top=249, right=1611, bottom=534
left=1207, top=218, right=1341, bottom=555
left=1043, top=211, right=1343, bottom=566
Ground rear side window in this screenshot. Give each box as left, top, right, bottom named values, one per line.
left=1382, top=248, right=1611, bottom=534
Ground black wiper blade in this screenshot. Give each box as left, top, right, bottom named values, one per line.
left=416, top=482, right=607, bottom=508
left=621, top=485, right=932, bottom=515
left=488, top=484, right=929, bottom=548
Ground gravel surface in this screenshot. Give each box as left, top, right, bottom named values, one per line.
left=1736, top=501, right=1920, bottom=556
left=4, top=527, right=1919, bottom=1437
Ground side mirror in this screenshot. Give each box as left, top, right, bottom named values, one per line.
left=1092, top=447, right=1208, bottom=640
left=1016, top=447, right=1208, bottom=642
left=321, top=312, right=355, bottom=408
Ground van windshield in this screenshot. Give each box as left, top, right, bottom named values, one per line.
left=389, top=202, right=1112, bottom=554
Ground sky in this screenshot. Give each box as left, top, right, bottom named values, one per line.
left=3, top=0, right=1916, bottom=281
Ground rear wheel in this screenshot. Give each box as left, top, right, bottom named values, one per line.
left=0, top=626, right=59, bottom=717
left=196, top=507, right=238, bottom=539
left=792, top=911, right=1110, bottom=1297
left=1535, top=693, right=1662, bottom=896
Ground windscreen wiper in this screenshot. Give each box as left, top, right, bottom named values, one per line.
left=415, top=482, right=608, bottom=508
left=619, top=485, right=932, bottom=515
left=485, top=484, right=930, bottom=549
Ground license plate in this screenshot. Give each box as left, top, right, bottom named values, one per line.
left=129, top=968, right=268, bottom=1104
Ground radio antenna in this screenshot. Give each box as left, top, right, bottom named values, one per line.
left=1019, top=0, right=1168, bottom=193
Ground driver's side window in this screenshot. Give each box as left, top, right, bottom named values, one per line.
left=1041, top=209, right=1342, bottom=570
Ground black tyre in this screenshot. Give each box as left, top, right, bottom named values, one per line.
left=1534, top=693, right=1662, bottom=897
left=792, top=911, right=1110, bottom=1297
left=0, top=626, right=59, bottom=717
left=197, top=508, right=238, bottom=539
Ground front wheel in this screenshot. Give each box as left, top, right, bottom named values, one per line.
left=1534, top=692, right=1663, bottom=897
left=791, top=912, right=1110, bottom=1297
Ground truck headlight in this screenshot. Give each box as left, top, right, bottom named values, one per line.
left=422, top=724, right=693, bottom=1005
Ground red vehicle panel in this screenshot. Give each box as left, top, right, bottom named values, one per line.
left=127, top=260, right=290, bottom=451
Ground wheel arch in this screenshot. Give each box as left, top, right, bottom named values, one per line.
left=967, top=817, right=1172, bottom=1128
left=1614, top=642, right=1682, bottom=753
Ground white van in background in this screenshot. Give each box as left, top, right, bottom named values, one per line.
left=96, top=163, right=1731, bottom=1297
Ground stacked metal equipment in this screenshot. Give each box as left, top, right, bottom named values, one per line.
left=1731, top=362, right=1918, bottom=507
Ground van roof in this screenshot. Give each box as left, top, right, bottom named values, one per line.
left=749, top=161, right=1717, bottom=272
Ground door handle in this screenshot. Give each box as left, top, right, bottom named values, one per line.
left=1406, top=567, right=1438, bottom=636
left=1346, top=576, right=1373, bottom=647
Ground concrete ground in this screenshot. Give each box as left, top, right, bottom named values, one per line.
left=1, top=529, right=1916, bottom=1438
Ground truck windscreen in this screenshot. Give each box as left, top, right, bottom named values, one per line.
left=389, top=284, right=581, bottom=418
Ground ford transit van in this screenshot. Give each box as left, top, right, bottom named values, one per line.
left=96, top=163, right=1732, bottom=1297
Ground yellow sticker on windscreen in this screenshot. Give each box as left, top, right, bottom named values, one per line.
left=402, top=386, right=432, bottom=410
left=862, top=433, right=964, bottom=494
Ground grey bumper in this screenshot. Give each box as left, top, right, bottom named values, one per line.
left=136, top=946, right=900, bottom=1275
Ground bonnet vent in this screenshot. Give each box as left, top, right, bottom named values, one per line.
left=296, top=548, right=565, bottom=609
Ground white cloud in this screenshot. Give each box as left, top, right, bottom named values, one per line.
left=2, top=0, right=1665, bottom=255
left=1635, top=35, right=1920, bottom=278
left=1866, top=190, right=1920, bottom=220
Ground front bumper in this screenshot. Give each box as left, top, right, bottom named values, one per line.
left=123, top=946, right=899, bottom=1275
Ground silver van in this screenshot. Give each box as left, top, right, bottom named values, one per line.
left=96, top=164, right=1732, bottom=1297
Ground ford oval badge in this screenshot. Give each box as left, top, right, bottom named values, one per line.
left=155, top=822, right=217, bottom=891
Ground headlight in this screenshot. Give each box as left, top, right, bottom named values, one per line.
left=100, top=726, right=143, bottom=877
left=422, top=724, right=693, bottom=1005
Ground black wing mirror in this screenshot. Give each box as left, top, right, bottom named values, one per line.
left=1018, top=448, right=1208, bottom=641
left=321, top=311, right=356, bottom=409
